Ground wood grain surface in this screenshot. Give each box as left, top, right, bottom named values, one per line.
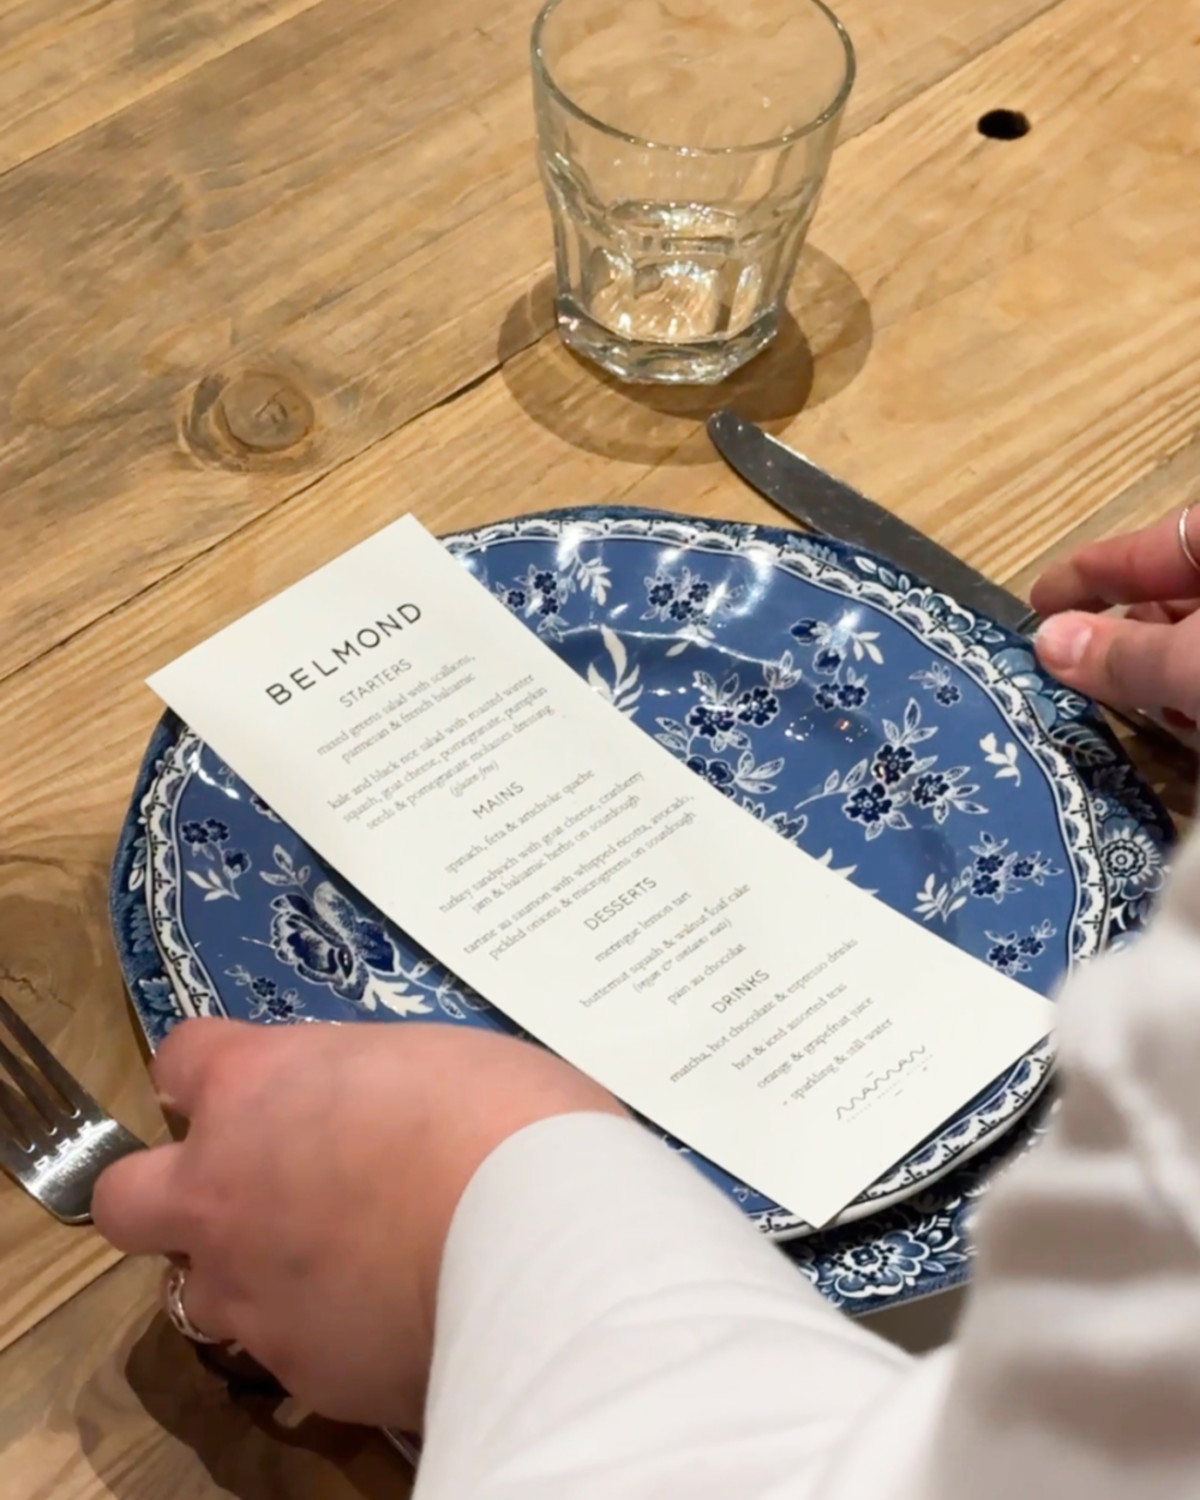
left=0, top=1, right=329, bottom=173
left=0, top=1255, right=411, bottom=1500
left=1, top=0, right=1197, bottom=1493
left=0, top=0, right=1062, bottom=685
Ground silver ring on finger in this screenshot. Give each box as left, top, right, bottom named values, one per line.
left=1179, top=503, right=1200, bottom=577
left=164, top=1263, right=222, bottom=1345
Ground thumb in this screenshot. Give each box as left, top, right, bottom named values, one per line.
left=1035, top=610, right=1200, bottom=716
left=91, top=1141, right=189, bottom=1254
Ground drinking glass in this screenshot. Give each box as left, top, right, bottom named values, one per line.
left=532, top=0, right=855, bottom=384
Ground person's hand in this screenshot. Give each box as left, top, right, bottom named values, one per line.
left=1032, top=505, right=1200, bottom=722
left=91, top=1020, right=623, bottom=1430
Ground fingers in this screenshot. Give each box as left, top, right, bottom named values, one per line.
left=153, top=1018, right=251, bottom=1119
left=1035, top=611, right=1200, bottom=715
left=1125, top=599, right=1200, bottom=626
left=1030, top=508, right=1200, bottom=616
left=92, top=1142, right=189, bottom=1254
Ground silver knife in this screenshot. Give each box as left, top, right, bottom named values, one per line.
left=707, top=410, right=1196, bottom=757
left=707, top=410, right=1039, bottom=636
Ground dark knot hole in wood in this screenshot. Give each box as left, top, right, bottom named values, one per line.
left=217, top=371, right=315, bottom=453
left=183, top=369, right=317, bottom=470
left=977, top=108, right=1030, bottom=140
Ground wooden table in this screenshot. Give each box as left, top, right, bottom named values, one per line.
left=1, top=0, right=1198, bottom=1492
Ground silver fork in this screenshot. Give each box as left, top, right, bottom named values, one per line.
left=0, top=991, right=144, bottom=1224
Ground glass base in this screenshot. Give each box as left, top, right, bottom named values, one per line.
left=555, top=297, right=779, bottom=385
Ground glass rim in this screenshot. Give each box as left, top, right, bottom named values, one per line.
left=530, top=0, right=856, bottom=157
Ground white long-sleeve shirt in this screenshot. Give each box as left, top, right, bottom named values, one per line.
left=417, top=824, right=1200, bottom=1499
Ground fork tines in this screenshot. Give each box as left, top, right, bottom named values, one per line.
left=0, top=991, right=144, bottom=1224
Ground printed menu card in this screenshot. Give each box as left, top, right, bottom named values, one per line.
left=149, top=516, right=1055, bottom=1226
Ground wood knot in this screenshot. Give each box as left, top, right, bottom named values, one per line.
left=183, top=369, right=315, bottom=470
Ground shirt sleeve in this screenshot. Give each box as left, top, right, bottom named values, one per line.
left=916, top=824, right=1200, bottom=1500
left=416, top=1110, right=917, bottom=1500
left=418, top=821, right=1200, bottom=1500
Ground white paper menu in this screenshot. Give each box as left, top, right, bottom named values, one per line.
left=149, top=516, right=1054, bottom=1226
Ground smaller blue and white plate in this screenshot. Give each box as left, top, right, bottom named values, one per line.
left=111, top=510, right=1172, bottom=1308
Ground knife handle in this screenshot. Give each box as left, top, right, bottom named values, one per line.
left=1124, top=706, right=1200, bottom=757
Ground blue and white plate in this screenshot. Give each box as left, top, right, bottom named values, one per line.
left=111, top=510, right=1172, bottom=1305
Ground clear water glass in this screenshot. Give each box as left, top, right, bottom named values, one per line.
left=532, top=0, right=855, bottom=385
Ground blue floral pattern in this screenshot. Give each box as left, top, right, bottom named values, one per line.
left=914, top=833, right=1062, bottom=924
left=985, top=921, right=1058, bottom=977
left=494, top=548, right=612, bottom=641
left=257, top=845, right=486, bottom=1021
left=1099, top=816, right=1166, bottom=907
left=912, top=661, right=964, bottom=708
left=110, top=509, right=1174, bottom=1313
left=178, top=817, right=251, bottom=901
left=226, top=966, right=305, bottom=1024
left=639, top=563, right=738, bottom=650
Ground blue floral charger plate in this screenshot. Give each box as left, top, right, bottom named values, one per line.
left=111, top=508, right=1172, bottom=1312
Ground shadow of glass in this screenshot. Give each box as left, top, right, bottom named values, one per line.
left=77, top=1310, right=405, bottom=1500
left=497, top=245, right=872, bottom=467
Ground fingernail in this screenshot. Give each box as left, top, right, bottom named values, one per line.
left=273, top=1398, right=312, bottom=1430
left=1035, top=613, right=1093, bottom=671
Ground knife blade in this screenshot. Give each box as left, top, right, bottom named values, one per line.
left=707, top=410, right=1198, bottom=758
left=706, top=410, right=1038, bottom=637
